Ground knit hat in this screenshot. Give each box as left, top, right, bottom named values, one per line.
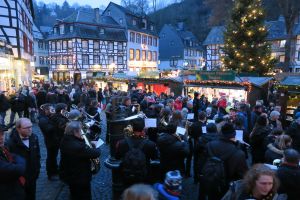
left=164, top=170, right=182, bottom=196
left=221, top=123, right=236, bottom=138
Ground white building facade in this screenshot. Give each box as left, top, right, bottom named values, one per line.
left=0, top=0, right=34, bottom=88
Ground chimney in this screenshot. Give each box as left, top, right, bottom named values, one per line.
left=94, top=8, right=100, bottom=23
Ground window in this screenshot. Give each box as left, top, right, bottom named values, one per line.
left=23, top=35, right=28, bottom=52
left=280, top=40, right=286, bottom=48
left=39, top=56, right=44, bottom=65
left=153, top=51, right=157, bottom=61
left=60, top=24, right=64, bottom=34
left=147, top=51, right=152, bottom=61
left=46, top=57, right=50, bottom=64
left=54, top=27, right=57, bottom=34
left=68, top=56, right=72, bottom=64
left=100, top=29, right=104, bottom=34
left=38, top=41, right=43, bottom=49
left=279, top=55, right=285, bottom=62
left=62, top=56, right=68, bottom=64
left=82, top=40, right=88, bottom=51
left=62, top=41, right=67, bottom=50
left=57, top=56, right=61, bottom=64
left=184, top=49, right=188, bottom=56
left=94, top=41, right=99, bottom=51
left=142, top=35, right=147, bottom=44
left=298, top=50, right=300, bottom=61
left=118, top=42, right=123, bottom=51
left=148, top=36, right=152, bottom=46
left=29, top=40, right=33, bottom=55
left=133, top=19, right=137, bottom=26
left=142, top=50, right=146, bottom=61
left=45, top=42, right=49, bottom=50
left=51, top=41, right=55, bottom=50
left=56, top=41, right=61, bottom=50
left=108, top=56, right=114, bottom=64
left=117, top=56, right=123, bottom=64
left=68, top=40, right=72, bottom=49
left=107, top=10, right=111, bottom=16
left=129, top=49, right=134, bottom=60
left=136, top=33, right=141, bottom=43
left=119, top=18, right=123, bottom=24
left=82, top=55, right=89, bottom=65
left=130, top=32, right=135, bottom=43
left=153, top=38, right=157, bottom=46
left=34, top=56, right=36, bottom=62
left=136, top=50, right=140, bottom=61
left=94, top=55, right=100, bottom=64
left=108, top=42, right=113, bottom=51
left=142, top=19, right=147, bottom=29
left=70, top=25, right=73, bottom=33
left=51, top=56, right=56, bottom=64
left=212, top=49, right=218, bottom=56
left=150, top=25, right=154, bottom=31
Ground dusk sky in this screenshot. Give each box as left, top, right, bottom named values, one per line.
left=39, top=0, right=121, bottom=8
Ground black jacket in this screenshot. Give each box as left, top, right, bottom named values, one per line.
left=0, top=148, right=26, bottom=200
left=157, top=133, right=189, bottom=174
left=264, top=144, right=283, bottom=164
left=285, top=122, right=300, bottom=152
left=206, top=138, right=248, bottom=183
left=36, top=90, right=47, bottom=108
left=190, top=121, right=206, bottom=139
left=59, top=135, right=101, bottom=185
left=0, top=93, right=10, bottom=112
left=277, top=164, right=300, bottom=200
left=10, top=95, right=26, bottom=112
left=250, top=126, right=271, bottom=163
left=49, top=113, right=69, bottom=143
left=7, top=130, right=41, bottom=182
left=38, top=114, right=57, bottom=147
left=115, top=137, right=159, bottom=166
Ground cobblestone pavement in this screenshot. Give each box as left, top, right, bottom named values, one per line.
left=15, top=111, right=198, bottom=200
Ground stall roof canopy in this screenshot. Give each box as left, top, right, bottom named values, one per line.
left=235, top=77, right=272, bottom=87
left=280, top=76, right=300, bottom=86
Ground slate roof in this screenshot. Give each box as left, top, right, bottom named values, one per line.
left=106, top=2, right=158, bottom=36
left=33, top=23, right=44, bottom=39
left=203, top=26, right=225, bottom=45
left=48, top=9, right=126, bottom=42
left=280, top=76, right=300, bottom=86
left=265, top=20, right=287, bottom=40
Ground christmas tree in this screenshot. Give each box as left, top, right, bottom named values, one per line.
left=222, top=0, right=275, bottom=75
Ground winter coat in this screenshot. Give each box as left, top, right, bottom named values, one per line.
left=157, top=133, right=189, bottom=174
left=10, top=95, right=26, bottom=112
left=38, top=114, right=57, bottom=147
left=46, top=92, right=57, bottom=104
left=264, top=144, right=283, bottom=164
left=59, top=135, right=101, bottom=185
left=285, top=122, right=300, bottom=152
left=7, top=130, right=41, bottom=183
left=206, top=138, right=248, bottom=183
left=250, top=126, right=271, bottom=163
left=36, top=90, right=47, bottom=108
left=49, top=113, right=69, bottom=143
left=277, top=164, right=300, bottom=200
left=0, top=148, right=26, bottom=200
left=57, top=93, right=70, bottom=105
left=173, top=100, right=182, bottom=111
left=0, top=93, right=10, bottom=112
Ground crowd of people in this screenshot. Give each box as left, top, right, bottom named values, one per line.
left=0, top=83, right=299, bottom=200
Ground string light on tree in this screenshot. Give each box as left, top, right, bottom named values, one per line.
left=222, top=0, right=275, bottom=76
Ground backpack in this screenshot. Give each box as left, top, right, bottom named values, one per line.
left=200, top=142, right=236, bottom=194
left=122, top=137, right=147, bottom=183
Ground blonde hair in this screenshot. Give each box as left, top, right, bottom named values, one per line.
left=122, top=184, right=157, bottom=200
left=275, top=134, right=292, bottom=150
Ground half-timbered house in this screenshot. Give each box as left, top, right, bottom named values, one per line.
left=102, top=2, right=159, bottom=74
left=0, top=0, right=34, bottom=87
left=47, top=8, right=127, bottom=83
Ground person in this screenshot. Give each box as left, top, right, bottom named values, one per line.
left=193, top=92, right=201, bottom=121
left=0, top=124, right=26, bottom=200
left=264, top=134, right=292, bottom=164
left=115, top=118, right=159, bottom=187
left=201, top=123, right=248, bottom=200
left=250, top=115, right=271, bottom=164
left=250, top=105, right=263, bottom=131
left=59, top=121, right=101, bottom=200
left=38, top=104, right=59, bottom=180
left=0, top=91, right=10, bottom=125
left=9, top=92, right=26, bottom=126
left=7, top=118, right=41, bottom=200
left=285, top=113, right=300, bottom=152
left=222, top=164, right=287, bottom=200
left=269, top=111, right=283, bottom=131
left=157, top=123, right=189, bottom=178
left=277, top=149, right=300, bottom=200
left=122, top=184, right=157, bottom=200
left=153, top=170, right=182, bottom=200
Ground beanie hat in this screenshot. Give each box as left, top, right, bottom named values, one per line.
left=68, top=109, right=81, bottom=121
left=164, top=170, right=182, bottom=196
left=221, top=123, right=236, bottom=138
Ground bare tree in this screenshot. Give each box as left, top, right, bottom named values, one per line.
left=277, top=0, right=300, bottom=72
left=204, top=0, right=233, bottom=25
